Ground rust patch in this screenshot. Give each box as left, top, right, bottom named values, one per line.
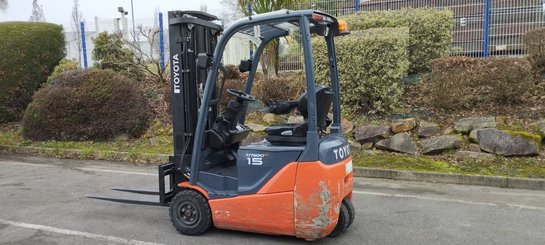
left=311, top=181, right=332, bottom=228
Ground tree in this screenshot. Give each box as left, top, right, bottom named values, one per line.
left=92, top=32, right=143, bottom=81
left=29, top=0, right=45, bottom=22
left=124, top=25, right=168, bottom=85
left=232, top=0, right=299, bottom=77
left=71, top=0, right=83, bottom=67
left=0, top=0, right=8, bottom=14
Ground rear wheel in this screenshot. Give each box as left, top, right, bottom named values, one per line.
left=169, top=189, right=212, bottom=236
left=328, top=203, right=349, bottom=238
left=343, top=198, right=355, bottom=228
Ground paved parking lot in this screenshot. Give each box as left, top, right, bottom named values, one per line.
left=1, top=155, right=545, bottom=245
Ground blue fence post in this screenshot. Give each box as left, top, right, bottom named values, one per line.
left=159, top=12, right=165, bottom=69
left=355, top=0, right=360, bottom=12
left=80, top=21, right=88, bottom=68
left=482, top=0, right=491, bottom=57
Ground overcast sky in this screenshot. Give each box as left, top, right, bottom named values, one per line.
left=0, top=0, right=225, bottom=27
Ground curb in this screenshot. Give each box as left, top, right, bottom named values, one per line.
left=2, top=144, right=544, bottom=191
left=354, top=167, right=545, bottom=191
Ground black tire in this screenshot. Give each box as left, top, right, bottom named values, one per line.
left=169, top=189, right=212, bottom=236
left=343, top=198, right=355, bottom=228
left=328, top=202, right=349, bottom=238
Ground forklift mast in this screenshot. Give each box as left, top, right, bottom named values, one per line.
left=159, top=11, right=223, bottom=205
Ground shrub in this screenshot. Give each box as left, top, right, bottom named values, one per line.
left=523, top=28, right=545, bottom=74
left=0, top=22, right=65, bottom=122
left=92, top=32, right=143, bottom=81
left=253, top=72, right=306, bottom=105
left=22, top=69, right=152, bottom=141
left=48, top=59, right=79, bottom=82
left=428, top=56, right=533, bottom=110
left=342, top=8, right=454, bottom=73
left=218, top=65, right=247, bottom=109
left=313, top=28, right=410, bottom=114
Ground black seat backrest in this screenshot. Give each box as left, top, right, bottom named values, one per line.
left=297, top=86, right=334, bottom=131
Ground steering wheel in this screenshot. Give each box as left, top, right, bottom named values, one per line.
left=227, top=89, right=256, bottom=102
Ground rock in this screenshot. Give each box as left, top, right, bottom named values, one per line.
left=287, top=115, right=304, bottom=124
left=361, top=142, right=374, bottom=150
left=443, top=126, right=454, bottom=135
left=263, top=113, right=282, bottom=124
left=391, top=118, right=417, bottom=133
left=454, top=117, right=496, bottom=133
left=420, top=135, right=463, bottom=155
left=342, top=118, right=354, bottom=134
left=246, top=123, right=267, bottom=132
left=454, top=151, right=495, bottom=159
left=149, top=137, right=158, bottom=146
left=469, top=129, right=485, bottom=143
left=477, top=128, right=539, bottom=157
left=417, top=122, right=441, bottom=138
left=468, top=143, right=481, bottom=152
left=354, top=125, right=391, bottom=144
left=375, top=133, right=417, bottom=155
left=348, top=140, right=362, bottom=150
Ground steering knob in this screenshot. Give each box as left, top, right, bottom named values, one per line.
left=227, top=89, right=256, bottom=102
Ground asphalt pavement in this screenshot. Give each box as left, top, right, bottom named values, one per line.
left=1, top=155, right=545, bottom=245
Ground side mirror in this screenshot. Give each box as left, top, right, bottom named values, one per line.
left=197, top=53, right=213, bottom=69
left=239, top=59, right=252, bottom=73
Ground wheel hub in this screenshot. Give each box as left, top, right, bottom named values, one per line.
left=179, top=202, right=199, bottom=226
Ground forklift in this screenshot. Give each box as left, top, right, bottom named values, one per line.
left=159, top=9, right=354, bottom=240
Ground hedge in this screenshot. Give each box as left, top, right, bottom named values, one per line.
left=342, top=8, right=454, bottom=73
left=428, top=56, right=533, bottom=110
left=0, top=22, right=65, bottom=122
left=313, top=28, right=410, bottom=114
left=23, top=69, right=152, bottom=141
left=523, top=28, right=545, bottom=74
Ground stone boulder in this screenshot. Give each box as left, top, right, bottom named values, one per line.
left=375, top=133, right=417, bottom=155
left=354, top=125, right=391, bottom=144
left=476, top=128, right=539, bottom=157
left=246, top=122, right=267, bottom=132
left=417, top=122, right=441, bottom=138
left=454, top=117, right=496, bottom=134
left=263, top=113, right=283, bottom=124
left=469, top=129, right=485, bottom=143
left=391, top=118, right=417, bottom=133
left=287, top=115, right=304, bottom=124
left=342, top=118, right=354, bottom=134
left=420, top=135, right=463, bottom=155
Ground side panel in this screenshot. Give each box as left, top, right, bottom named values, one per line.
left=236, top=146, right=302, bottom=194
left=294, top=158, right=353, bottom=240
left=209, top=192, right=295, bottom=236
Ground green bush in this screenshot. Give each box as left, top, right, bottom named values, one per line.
left=0, top=22, right=65, bottom=122
left=428, top=56, right=533, bottom=110
left=313, top=28, right=410, bottom=115
left=523, top=28, right=545, bottom=74
left=22, top=69, right=152, bottom=141
left=48, top=59, right=79, bottom=82
left=342, top=8, right=454, bottom=73
left=92, top=32, right=143, bottom=81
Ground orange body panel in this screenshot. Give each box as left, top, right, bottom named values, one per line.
left=209, top=192, right=295, bottom=236
left=257, top=162, right=297, bottom=194
left=178, top=158, right=353, bottom=239
left=178, top=182, right=209, bottom=199
left=294, top=157, right=353, bottom=240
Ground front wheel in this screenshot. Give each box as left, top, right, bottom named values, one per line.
left=169, top=189, right=212, bottom=236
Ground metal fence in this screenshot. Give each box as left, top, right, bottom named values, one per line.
left=278, top=0, right=545, bottom=70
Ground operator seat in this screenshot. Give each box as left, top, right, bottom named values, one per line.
left=265, top=86, right=333, bottom=145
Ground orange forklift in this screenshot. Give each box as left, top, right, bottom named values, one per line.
left=157, top=9, right=354, bottom=240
